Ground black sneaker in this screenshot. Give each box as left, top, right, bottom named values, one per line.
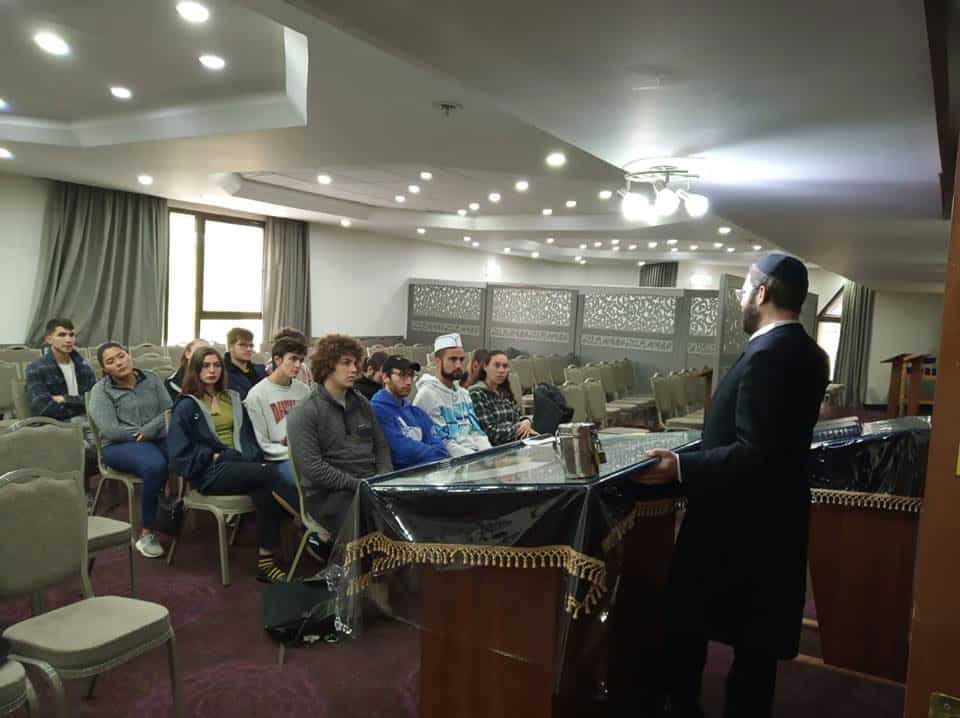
left=256, top=556, right=288, bottom=583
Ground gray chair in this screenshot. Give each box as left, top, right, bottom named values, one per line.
left=129, top=344, right=165, bottom=359
left=0, top=468, right=182, bottom=718
left=511, top=357, right=536, bottom=394
left=559, top=382, right=588, bottom=423
left=548, top=356, right=568, bottom=386
left=564, top=365, right=585, bottom=385
left=0, top=350, right=40, bottom=366
left=163, top=346, right=185, bottom=369
left=10, top=380, right=31, bottom=420
left=166, top=476, right=257, bottom=587
left=86, top=407, right=143, bottom=530
left=531, top=356, right=554, bottom=386
left=583, top=378, right=623, bottom=427
left=0, top=363, right=20, bottom=420
left=0, top=659, right=38, bottom=716
left=282, top=452, right=332, bottom=583
left=507, top=372, right=531, bottom=415
left=135, top=356, right=173, bottom=373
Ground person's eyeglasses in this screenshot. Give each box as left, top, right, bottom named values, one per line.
left=235, top=342, right=255, bottom=349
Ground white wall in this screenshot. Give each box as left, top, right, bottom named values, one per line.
left=0, top=173, right=49, bottom=343
left=865, top=291, right=944, bottom=404
left=309, top=225, right=639, bottom=337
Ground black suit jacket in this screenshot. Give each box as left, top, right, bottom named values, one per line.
left=670, top=322, right=829, bottom=658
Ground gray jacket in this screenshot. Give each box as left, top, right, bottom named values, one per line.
left=287, top=385, right=392, bottom=518
left=87, top=370, right=172, bottom=446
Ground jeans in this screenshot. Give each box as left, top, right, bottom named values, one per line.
left=273, top=460, right=299, bottom=509
left=199, top=460, right=296, bottom=551
left=101, top=438, right=169, bottom=531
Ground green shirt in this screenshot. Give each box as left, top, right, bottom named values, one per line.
left=204, top=392, right=235, bottom=449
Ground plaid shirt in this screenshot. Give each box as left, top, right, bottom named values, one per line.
left=468, top=382, right=522, bottom=446
left=25, top=350, right=97, bottom=420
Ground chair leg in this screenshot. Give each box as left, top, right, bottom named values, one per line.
left=15, top=657, right=67, bottom=718
left=23, top=674, right=39, bottom=717
left=229, top=514, right=242, bottom=546
left=214, top=510, right=231, bottom=586
left=90, top=475, right=107, bottom=516
left=125, top=479, right=137, bottom=528
left=128, top=541, right=136, bottom=596
left=85, top=674, right=98, bottom=700
left=167, top=629, right=184, bottom=718
left=166, top=509, right=187, bottom=566
left=29, top=592, right=44, bottom=616
left=287, top=532, right=309, bottom=582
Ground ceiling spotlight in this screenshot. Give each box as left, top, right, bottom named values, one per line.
left=726, top=247, right=736, bottom=253
left=718, top=226, right=732, bottom=235
left=648, top=241, right=658, bottom=248
left=420, top=171, right=433, bottom=181
left=714, top=242, right=724, bottom=248
left=340, top=219, right=352, bottom=228
left=670, top=247, right=678, bottom=253
left=690, top=244, right=699, bottom=250
left=514, top=180, right=529, bottom=192
left=110, top=86, right=132, bottom=100
left=503, top=248, right=512, bottom=254
left=546, top=237, right=555, bottom=244
left=463, top=236, right=472, bottom=242
left=457, top=209, right=467, bottom=216
left=753, top=244, right=763, bottom=251
left=579, top=259, right=587, bottom=265
left=531, top=251, right=540, bottom=258
left=542, top=208, right=553, bottom=216
left=0, top=147, right=15, bottom=160
left=137, top=174, right=154, bottom=186
left=408, top=184, right=421, bottom=194
left=678, top=189, right=710, bottom=218
left=546, top=152, right=567, bottom=168
left=472, top=241, right=479, bottom=247
left=488, top=192, right=501, bottom=203
left=176, top=1, right=210, bottom=23
left=199, top=54, right=226, bottom=70
left=417, top=228, right=426, bottom=235
left=628, top=244, right=637, bottom=250
left=34, top=32, right=70, bottom=56
left=565, top=200, right=577, bottom=208
left=621, top=191, right=655, bottom=222
left=593, top=241, right=603, bottom=248
left=610, top=238, right=620, bottom=245
left=574, top=255, right=583, bottom=262
left=579, top=243, right=588, bottom=249
left=469, top=202, right=480, bottom=211
left=637, top=261, right=646, bottom=267
left=0, top=99, right=8, bottom=111
left=666, top=239, right=678, bottom=245
left=613, top=246, right=621, bottom=251
left=654, top=186, right=680, bottom=216
left=317, top=174, right=332, bottom=185
left=598, top=189, right=613, bottom=200
left=395, top=195, right=406, bottom=203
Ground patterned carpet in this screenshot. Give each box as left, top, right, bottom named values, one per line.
left=0, top=487, right=904, bottom=717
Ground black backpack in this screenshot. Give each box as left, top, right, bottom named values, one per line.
left=532, top=383, right=574, bottom=435
left=262, top=577, right=338, bottom=647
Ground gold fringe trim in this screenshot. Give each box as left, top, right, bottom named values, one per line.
left=342, top=531, right=608, bottom=619
left=811, top=489, right=923, bottom=514
left=601, top=498, right=686, bottom=555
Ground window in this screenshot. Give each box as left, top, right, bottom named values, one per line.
left=166, top=211, right=264, bottom=347
left=816, top=288, right=843, bottom=380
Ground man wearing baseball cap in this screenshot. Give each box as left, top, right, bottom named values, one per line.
left=370, top=355, right=449, bottom=470
left=637, top=254, right=830, bottom=717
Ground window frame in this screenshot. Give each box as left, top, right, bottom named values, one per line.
left=817, top=287, right=843, bottom=323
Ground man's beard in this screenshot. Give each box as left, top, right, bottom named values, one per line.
left=741, top=302, right=761, bottom=335
left=441, top=368, right=463, bottom=382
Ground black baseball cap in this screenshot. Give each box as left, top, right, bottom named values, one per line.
left=382, top=355, right=421, bottom=375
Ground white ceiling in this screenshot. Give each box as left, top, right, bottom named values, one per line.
left=0, top=0, right=948, bottom=287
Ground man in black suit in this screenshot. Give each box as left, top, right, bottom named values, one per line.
left=639, top=254, right=830, bottom=718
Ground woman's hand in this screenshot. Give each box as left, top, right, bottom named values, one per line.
left=516, top=417, right=534, bottom=439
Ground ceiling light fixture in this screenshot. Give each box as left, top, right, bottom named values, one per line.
left=0, top=147, right=15, bottom=160
left=546, top=152, right=567, bottom=168
left=726, top=247, right=736, bottom=253
left=718, top=226, right=731, bottom=235
left=472, top=241, right=479, bottom=248
left=110, top=86, right=132, bottom=100
left=648, top=241, right=658, bottom=248
left=565, top=200, right=577, bottom=208
left=420, top=171, right=433, bottom=181
left=542, top=208, right=553, bottom=216
left=753, top=244, right=763, bottom=251
left=531, top=251, right=540, bottom=259
left=463, top=236, right=472, bottom=242
left=628, top=244, right=637, bottom=250
left=514, top=180, right=529, bottom=192
left=613, top=246, right=621, bottom=251
left=620, top=190, right=656, bottom=223
left=340, top=219, right=352, bottom=228
left=593, top=241, right=603, bottom=248
left=579, top=243, right=588, bottom=249
left=654, top=186, right=680, bottom=216
left=666, top=239, right=678, bottom=245
left=574, top=255, right=583, bottom=262
left=598, top=190, right=613, bottom=200
left=579, top=259, right=587, bottom=265
left=545, top=237, right=555, bottom=244
left=137, top=174, right=154, bottom=186
left=690, top=244, right=699, bottom=250
left=714, top=242, right=724, bottom=248
left=395, top=194, right=406, bottom=203
left=670, top=247, right=678, bottom=253
left=503, top=248, right=512, bottom=254
left=199, top=54, right=226, bottom=70
left=619, top=161, right=710, bottom=222
left=176, top=1, right=210, bottom=23
left=417, top=228, right=426, bottom=235
left=317, top=174, right=332, bottom=185
left=34, top=32, right=70, bottom=56
left=610, top=238, right=620, bottom=245
left=457, top=209, right=467, bottom=216
left=469, top=202, right=480, bottom=211
left=677, top=189, right=709, bottom=218
left=637, top=261, right=646, bottom=267
left=408, top=184, right=421, bottom=194
left=0, top=98, right=9, bottom=111
left=488, top=192, right=501, bottom=203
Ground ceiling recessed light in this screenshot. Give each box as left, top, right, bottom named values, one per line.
left=395, top=195, right=406, bottom=203
left=637, top=260, right=646, bottom=267
left=690, top=244, right=699, bottom=250
left=469, top=202, right=480, bottom=211
left=753, top=244, right=763, bottom=251
left=340, top=219, right=352, bottom=228
left=714, top=242, right=724, bottom=248
left=420, top=171, right=433, bottom=181
left=670, top=247, right=678, bottom=253
left=503, top=248, right=512, bottom=254
left=137, top=174, right=154, bottom=186
left=110, top=86, right=132, bottom=100
left=666, top=238, right=678, bottom=245
left=531, top=251, right=540, bottom=259
left=613, top=246, right=621, bottom=251
left=648, top=241, right=658, bottom=248
left=718, top=226, right=732, bottom=235
left=0, top=98, right=8, bottom=111
left=565, top=200, right=577, bottom=208
left=579, top=259, right=587, bottom=265
left=199, top=54, right=226, bottom=70
left=598, top=190, right=613, bottom=200
left=628, top=244, right=637, bottom=250
left=317, top=174, right=332, bottom=185
left=176, top=1, right=210, bottom=23
left=472, top=241, right=479, bottom=248
left=593, top=241, right=603, bottom=248
left=546, top=237, right=555, bottom=244
left=579, top=243, right=587, bottom=249
left=542, top=208, right=553, bottom=216
left=457, top=209, right=467, bottom=216
left=610, top=238, right=620, bottom=245
left=34, top=32, right=70, bottom=56
left=726, top=247, right=736, bottom=253
left=463, top=236, right=471, bottom=242
left=408, top=184, right=421, bottom=194
left=0, top=147, right=14, bottom=160
left=488, top=192, right=501, bottom=203
left=514, top=180, right=529, bottom=192
left=574, top=255, right=583, bottom=262
left=546, top=152, right=567, bottom=168
left=417, top=227, right=426, bottom=235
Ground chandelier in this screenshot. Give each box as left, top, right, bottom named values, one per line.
left=618, top=162, right=709, bottom=222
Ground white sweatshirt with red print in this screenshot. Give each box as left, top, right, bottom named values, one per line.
left=243, top=378, right=312, bottom=461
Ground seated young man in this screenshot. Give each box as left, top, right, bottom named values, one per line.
left=413, top=333, right=492, bottom=457
left=354, top=351, right=387, bottom=400
left=243, top=336, right=313, bottom=510
left=287, top=334, right=392, bottom=542
left=224, top=327, right=266, bottom=400
left=25, top=318, right=97, bottom=421
left=371, top=355, right=449, bottom=470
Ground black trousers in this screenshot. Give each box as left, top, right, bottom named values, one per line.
left=200, top=461, right=296, bottom=551
left=665, top=633, right=778, bottom=718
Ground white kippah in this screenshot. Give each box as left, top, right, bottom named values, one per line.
left=433, top=333, right=463, bottom=353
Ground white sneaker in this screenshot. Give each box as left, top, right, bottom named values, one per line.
left=135, top=532, right=165, bottom=558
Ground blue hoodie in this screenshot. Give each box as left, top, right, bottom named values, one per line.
left=370, top=388, right=448, bottom=470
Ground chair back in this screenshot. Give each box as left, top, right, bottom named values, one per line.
left=511, top=357, right=535, bottom=394
left=559, top=382, right=588, bottom=423
left=597, top=364, right=620, bottom=401
left=564, top=365, right=585, bottom=385
left=136, top=355, right=173, bottom=372
left=507, top=372, right=524, bottom=409
left=582, top=378, right=609, bottom=427
left=10, top=379, right=32, bottom=419
left=0, top=362, right=19, bottom=416
left=164, top=346, right=185, bottom=367
left=285, top=437, right=332, bottom=543
left=0, top=419, right=86, bottom=475
left=611, top=359, right=631, bottom=396
left=129, top=343, right=163, bottom=356
left=548, top=356, right=567, bottom=386
left=531, top=356, right=553, bottom=385
left=252, top=352, right=271, bottom=366
left=0, top=468, right=91, bottom=597
left=582, top=365, right=610, bottom=398
left=151, top=365, right=177, bottom=380
left=683, top=372, right=704, bottom=411
left=667, top=372, right=690, bottom=416
left=650, top=373, right=675, bottom=424
left=0, top=349, right=41, bottom=365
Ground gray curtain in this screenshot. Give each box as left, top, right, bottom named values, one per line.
left=262, top=217, right=312, bottom=341
left=27, top=182, right=168, bottom=347
left=834, top=280, right=874, bottom=407
left=638, top=261, right=678, bottom=288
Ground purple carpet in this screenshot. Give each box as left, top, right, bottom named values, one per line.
left=0, top=484, right=903, bottom=717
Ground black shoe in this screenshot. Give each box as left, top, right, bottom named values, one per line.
left=257, top=556, right=288, bottom=583
left=306, top=534, right=330, bottom=565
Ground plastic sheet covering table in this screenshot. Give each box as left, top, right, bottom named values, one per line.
left=806, top=415, right=930, bottom=682
left=327, top=430, right=701, bottom=718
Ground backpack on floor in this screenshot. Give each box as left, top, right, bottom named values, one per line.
left=262, top=577, right=338, bottom=646
left=532, top=383, right=574, bottom=435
